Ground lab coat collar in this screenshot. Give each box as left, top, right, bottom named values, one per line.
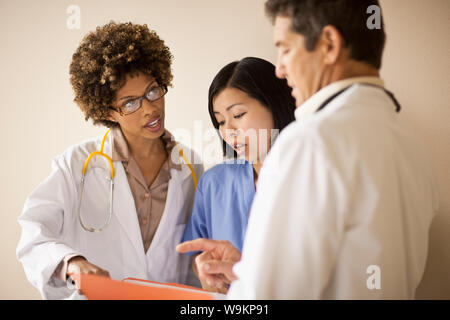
left=102, top=132, right=193, bottom=259
left=101, top=130, right=191, bottom=182
left=87, top=130, right=192, bottom=188
left=294, top=76, right=385, bottom=123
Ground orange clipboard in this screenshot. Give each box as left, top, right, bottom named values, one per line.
left=73, top=273, right=221, bottom=300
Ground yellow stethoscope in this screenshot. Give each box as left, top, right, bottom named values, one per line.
left=77, top=129, right=198, bottom=233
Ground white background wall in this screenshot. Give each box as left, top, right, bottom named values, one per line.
left=0, top=0, right=448, bottom=299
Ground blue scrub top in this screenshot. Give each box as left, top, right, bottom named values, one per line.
left=182, top=160, right=256, bottom=253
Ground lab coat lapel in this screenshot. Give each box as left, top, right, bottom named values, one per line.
left=113, top=164, right=146, bottom=256
left=147, top=151, right=191, bottom=252
left=166, top=149, right=193, bottom=224
left=162, top=146, right=193, bottom=225
left=102, top=133, right=146, bottom=262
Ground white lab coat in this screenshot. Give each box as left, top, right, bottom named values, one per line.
left=228, top=82, right=439, bottom=299
left=16, top=133, right=203, bottom=299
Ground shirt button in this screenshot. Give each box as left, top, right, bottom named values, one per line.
left=144, top=193, right=150, bottom=199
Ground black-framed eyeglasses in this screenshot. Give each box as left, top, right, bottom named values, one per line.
left=111, top=82, right=168, bottom=116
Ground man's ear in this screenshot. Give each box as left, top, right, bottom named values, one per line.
left=319, top=25, right=345, bottom=65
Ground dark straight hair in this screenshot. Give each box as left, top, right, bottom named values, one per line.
left=265, top=0, right=386, bottom=69
left=208, top=57, right=296, bottom=157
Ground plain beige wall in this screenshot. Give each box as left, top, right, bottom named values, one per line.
left=379, top=0, right=450, bottom=299
left=0, top=0, right=448, bottom=299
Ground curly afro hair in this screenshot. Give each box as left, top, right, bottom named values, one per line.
left=69, top=21, right=173, bottom=128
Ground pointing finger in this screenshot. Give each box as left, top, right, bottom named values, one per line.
left=176, top=238, right=222, bottom=253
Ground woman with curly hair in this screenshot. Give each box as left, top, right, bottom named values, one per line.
left=16, top=22, right=203, bottom=299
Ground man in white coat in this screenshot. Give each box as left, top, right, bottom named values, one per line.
left=177, top=0, right=439, bottom=299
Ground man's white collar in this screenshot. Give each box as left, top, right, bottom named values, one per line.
left=294, top=76, right=385, bottom=122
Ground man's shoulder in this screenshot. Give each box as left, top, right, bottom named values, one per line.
left=273, top=116, right=333, bottom=154
left=276, top=85, right=399, bottom=150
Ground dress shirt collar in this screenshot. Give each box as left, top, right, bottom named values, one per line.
left=294, top=76, right=385, bottom=122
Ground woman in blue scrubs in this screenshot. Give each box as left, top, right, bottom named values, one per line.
left=181, top=57, right=296, bottom=292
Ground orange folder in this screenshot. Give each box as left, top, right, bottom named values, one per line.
left=73, top=274, right=221, bottom=300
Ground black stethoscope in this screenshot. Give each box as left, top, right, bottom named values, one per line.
left=316, top=83, right=401, bottom=113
